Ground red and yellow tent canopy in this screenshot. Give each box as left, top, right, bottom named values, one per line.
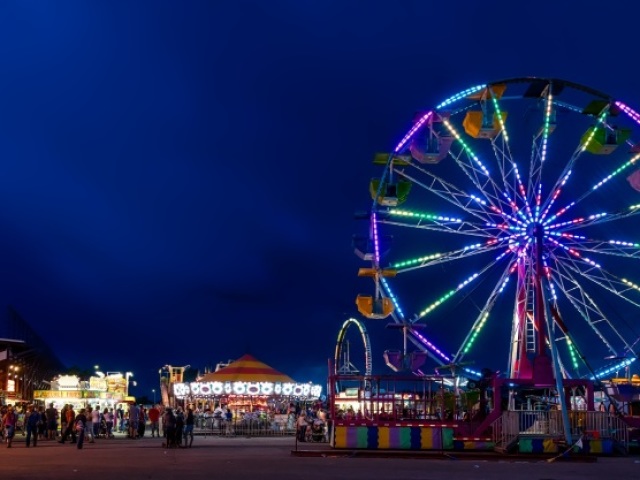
left=199, top=354, right=295, bottom=383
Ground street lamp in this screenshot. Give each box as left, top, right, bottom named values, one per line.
left=152, top=389, right=156, bottom=404
left=125, top=372, right=134, bottom=397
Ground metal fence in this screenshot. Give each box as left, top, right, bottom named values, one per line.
left=492, top=410, right=629, bottom=452
left=192, top=417, right=296, bottom=437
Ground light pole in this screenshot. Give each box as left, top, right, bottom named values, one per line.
left=125, top=372, right=134, bottom=397
left=152, top=389, right=156, bottom=404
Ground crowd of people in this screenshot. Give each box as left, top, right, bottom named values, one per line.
left=2, top=401, right=330, bottom=448
left=0, top=402, right=201, bottom=449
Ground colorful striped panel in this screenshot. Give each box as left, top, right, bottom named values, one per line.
left=333, top=426, right=456, bottom=450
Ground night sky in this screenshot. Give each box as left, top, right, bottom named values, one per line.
left=2, top=1, right=640, bottom=398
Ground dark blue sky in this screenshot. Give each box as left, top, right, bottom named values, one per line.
left=1, top=1, right=640, bottom=398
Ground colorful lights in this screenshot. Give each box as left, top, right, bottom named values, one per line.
left=381, top=277, right=405, bottom=319
left=173, top=381, right=322, bottom=399
left=541, top=171, right=572, bottom=224
left=592, top=357, right=636, bottom=380
left=610, top=240, right=640, bottom=247
left=417, top=273, right=479, bottom=319
left=591, top=153, right=640, bottom=191
left=372, top=212, right=381, bottom=265
left=394, top=111, right=433, bottom=153
left=490, top=93, right=509, bottom=143
left=622, top=278, right=640, bottom=293
left=443, top=119, right=490, bottom=176
left=580, top=112, right=607, bottom=153
left=566, top=338, right=579, bottom=371
left=615, top=100, right=640, bottom=125
left=369, top=81, right=640, bottom=385
left=462, top=312, right=489, bottom=354
left=541, top=91, right=553, bottom=163
left=409, top=328, right=451, bottom=363
left=435, top=84, right=486, bottom=110
left=418, top=289, right=456, bottom=318
left=392, top=253, right=442, bottom=268
left=388, top=209, right=462, bottom=223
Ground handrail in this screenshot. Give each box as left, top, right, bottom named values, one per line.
left=490, top=410, right=629, bottom=453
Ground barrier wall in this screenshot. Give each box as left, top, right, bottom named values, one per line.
left=332, top=425, right=612, bottom=454
left=518, top=436, right=613, bottom=454
left=333, top=425, right=455, bottom=450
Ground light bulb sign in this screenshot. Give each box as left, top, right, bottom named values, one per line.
left=173, top=381, right=322, bottom=399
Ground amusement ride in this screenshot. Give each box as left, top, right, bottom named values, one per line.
left=349, top=77, right=640, bottom=447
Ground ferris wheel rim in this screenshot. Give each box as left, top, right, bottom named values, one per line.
left=362, top=76, right=640, bottom=381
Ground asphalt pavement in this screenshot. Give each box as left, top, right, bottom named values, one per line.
left=1, top=433, right=639, bottom=479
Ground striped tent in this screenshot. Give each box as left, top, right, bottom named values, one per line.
left=199, top=354, right=295, bottom=383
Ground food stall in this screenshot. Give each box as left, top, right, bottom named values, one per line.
left=33, top=373, right=133, bottom=411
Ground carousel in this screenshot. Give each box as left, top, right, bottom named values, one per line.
left=170, top=354, right=322, bottom=418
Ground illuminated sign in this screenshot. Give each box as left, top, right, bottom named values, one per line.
left=7, top=379, right=15, bottom=393
left=172, top=381, right=322, bottom=399
left=57, top=375, right=80, bottom=390
left=89, top=376, right=107, bottom=391
left=106, top=376, right=126, bottom=394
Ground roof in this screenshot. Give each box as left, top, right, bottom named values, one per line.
left=199, top=354, right=295, bottom=383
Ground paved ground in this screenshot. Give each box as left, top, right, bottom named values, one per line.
left=2, top=434, right=639, bottom=479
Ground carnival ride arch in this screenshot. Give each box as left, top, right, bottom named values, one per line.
left=334, top=317, right=373, bottom=377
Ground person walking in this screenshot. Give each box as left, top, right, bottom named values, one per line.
left=162, top=408, right=176, bottom=448
left=25, top=405, right=41, bottom=447
left=91, top=406, right=102, bottom=440
left=59, top=405, right=77, bottom=444
left=183, top=407, right=194, bottom=446
left=74, top=409, right=88, bottom=449
left=104, top=408, right=115, bottom=438
left=84, top=407, right=95, bottom=443
left=45, top=403, right=58, bottom=440
left=2, top=405, right=18, bottom=448
left=37, top=406, right=47, bottom=441
left=148, top=404, right=160, bottom=438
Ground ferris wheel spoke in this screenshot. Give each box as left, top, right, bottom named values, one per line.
left=546, top=202, right=640, bottom=232
left=442, top=120, right=517, bottom=216
left=550, top=260, right=622, bottom=357
left=552, top=260, right=640, bottom=364
left=415, top=253, right=509, bottom=321
left=392, top=241, right=511, bottom=274
left=528, top=86, right=556, bottom=220
left=379, top=279, right=455, bottom=365
left=539, top=111, right=610, bottom=223
left=379, top=217, right=503, bottom=238
left=485, top=91, right=531, bottom=215
left=546, top=233, right=640, bottom=260
left=452, top=260, right=514, bottom=364
left=553, top=249, right=640, bottom=309
left=396, top=165, right=498, bottom=223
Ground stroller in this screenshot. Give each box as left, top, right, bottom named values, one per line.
left=98, top=417, right=108, bottom=438
left=305, top=419, right=326, bottom=443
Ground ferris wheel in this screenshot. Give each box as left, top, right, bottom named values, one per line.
left=355, top=77, right=640, bottom=384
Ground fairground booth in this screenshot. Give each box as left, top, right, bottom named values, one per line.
left=33, top=372, right=135, bottom=410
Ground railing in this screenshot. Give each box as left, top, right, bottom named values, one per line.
left=192, top=417, right=296, bottom=437
left=492, top=411, right=520, bottom=451
left=491, top=410, right=629, bottom=452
